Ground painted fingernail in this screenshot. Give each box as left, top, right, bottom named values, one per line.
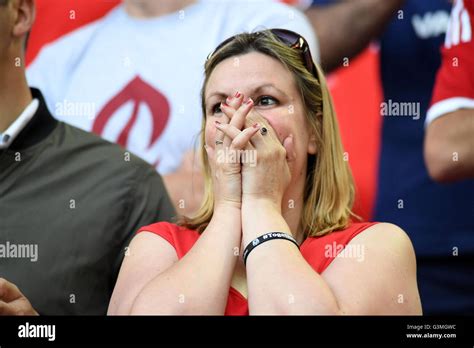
left=221, top=102, right=228, bottom=108
left=253, top=123, right=259, bottom=128
left=215, top=120, right=221, bottom=126
left=235, top=91, right=241, bottom=98
left=226, top=96, right=232, bottom=103
left=246, top=98, right=253, bottom=105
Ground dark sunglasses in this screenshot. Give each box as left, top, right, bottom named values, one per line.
left=207, top=28, right=318, bottom=80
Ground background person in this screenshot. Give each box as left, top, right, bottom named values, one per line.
left=424, top=0, right=474, bottom=182
left=305, top=0, right=474, bottom=315
left=0, top=0, right=175, bottom=315
left=302, top=0, right=405, bottom=72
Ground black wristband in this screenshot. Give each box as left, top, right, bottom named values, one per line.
left=243, top=232, right=299, bottom=266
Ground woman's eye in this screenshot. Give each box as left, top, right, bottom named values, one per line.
left=211, top=103, right=223, bottom=114
left=257, top=96, right=278, bottom=106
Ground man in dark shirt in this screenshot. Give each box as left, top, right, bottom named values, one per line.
left=0, top=0, right=175, bottom=315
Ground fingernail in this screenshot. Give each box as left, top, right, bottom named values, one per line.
left=235, top=91, right=241, bottom=98
left=221, top=102, right=228, bottom=108
left=214, top=120, right=221, bottom=125
left=246, top=98, right=253, bottom=105
left=226, top=96, right=231, bottom=103
left=252, top=123, right=259, bottom=128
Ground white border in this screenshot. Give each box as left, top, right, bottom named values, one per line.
left=426, top=97, right=474, bottom=127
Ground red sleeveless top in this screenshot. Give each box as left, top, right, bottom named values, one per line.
left=137, top=221, right=378, bottom=315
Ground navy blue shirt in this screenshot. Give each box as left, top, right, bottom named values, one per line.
left=375, top=0, right=474, bottom=256
left=311, top=0, right=474, bottom=314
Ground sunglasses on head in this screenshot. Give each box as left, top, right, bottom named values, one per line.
left=207, top=28, right=318, bottom=80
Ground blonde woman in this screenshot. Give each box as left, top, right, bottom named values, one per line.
left=108, top=29, right=422, bottom=315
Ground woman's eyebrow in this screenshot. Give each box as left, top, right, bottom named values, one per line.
left=205, top=92, right=227, bottom=104
left=252, top=83, right=287, bottom=96
left=207, top=83, right=288, bottom=102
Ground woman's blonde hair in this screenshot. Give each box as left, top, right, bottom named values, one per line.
left=180, top=30, right=357, bottom=238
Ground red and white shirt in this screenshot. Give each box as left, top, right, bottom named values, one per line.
left=427, top=0, right=474, bottom=126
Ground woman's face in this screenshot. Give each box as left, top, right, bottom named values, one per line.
left=204, top=51, right=317, bottom=188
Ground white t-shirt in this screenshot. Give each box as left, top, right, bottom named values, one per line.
left=27, top=0, right=318, bottom=174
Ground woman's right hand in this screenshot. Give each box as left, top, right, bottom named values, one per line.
left=205, top=93, right=260, bottom=209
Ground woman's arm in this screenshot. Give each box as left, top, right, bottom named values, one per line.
left=107, top=231, right=179, bottom=315
left=232, top=109, right=421, bottom=315
left=320, top=222, right=422, bottom=315
left=242, top=199, right=342, bottom=315
left=107, top=204, right=240, bottom=315
left=109, top=96, right=260, bottom=315
left=129, top=204, right=241, bottom=315
left=243, top=202, right=422, bottom=315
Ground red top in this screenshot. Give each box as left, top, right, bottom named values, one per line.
left=137, top=221, right=378, bottom=315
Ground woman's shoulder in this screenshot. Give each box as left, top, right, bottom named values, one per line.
left=303, top=221, right=379, bottom=246
left=347, top=222, right=415, bottom=255
left=301, top=221, right=411, bottom=273
left=137, top=221, right=200, bottom=259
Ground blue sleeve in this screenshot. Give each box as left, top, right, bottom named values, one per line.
left=311, top=0, right=337, bottom=6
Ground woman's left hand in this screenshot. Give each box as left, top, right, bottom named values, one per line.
left=219, top=97, right=295, bottom=208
